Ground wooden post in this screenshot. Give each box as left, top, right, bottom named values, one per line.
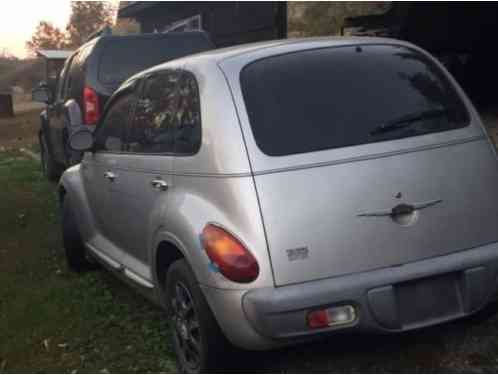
left=0, top=93, right=14, bottom=118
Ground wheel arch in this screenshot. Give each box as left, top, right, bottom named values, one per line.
left=57, top=165, right=97, bottom=243
left=57, top=183, right=67, bottom=207
left=154, top=240, right=186, bottom=291
left=152, top=235, right=195, bottom=310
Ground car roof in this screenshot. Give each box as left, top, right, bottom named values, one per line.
left=119, top=36, right=419, bottom=94
left=96, top=30, right=211, bottom=42
left=138, top=36, right=413, bottom=71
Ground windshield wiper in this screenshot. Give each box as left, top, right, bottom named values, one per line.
left=370, top=108, right=448, bottom=136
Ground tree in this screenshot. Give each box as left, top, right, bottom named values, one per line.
left=25, top=2, right=116, bottom=56
left=25, top=21, right=67, bottom=55
left=0, top=48, right=17, bottom=61
left=65, top=1, right=115, bottom=48
left=112, top=18, right=140, bottom=36
left=288, top=2, right=391, bottom=37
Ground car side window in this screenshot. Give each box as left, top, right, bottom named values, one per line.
left=127, top=70, right=181, bottom=154
left=174, top=72, right=202, bottom=155
left=94, top=93, right=136, bottom=153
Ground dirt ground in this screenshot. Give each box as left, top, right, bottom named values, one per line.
left=0, top=109, right=41, bottom=151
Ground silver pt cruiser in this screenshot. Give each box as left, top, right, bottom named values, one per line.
left=62, top=37, right=498, bottom=372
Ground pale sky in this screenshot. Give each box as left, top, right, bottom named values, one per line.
left=0, top=0, right=118, bottom=58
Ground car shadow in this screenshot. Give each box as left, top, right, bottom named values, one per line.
left=225, top=313, right=498, bottom=373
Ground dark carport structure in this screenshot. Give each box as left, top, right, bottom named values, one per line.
left=343, top=3, right=498, bottom=108
left=118, top=1, right=287, bottom=48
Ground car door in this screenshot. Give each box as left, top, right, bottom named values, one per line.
left=99, top=70, right=182, bottom=280
left=47, top=53, right=75, bottom=165
left=82, top=88, right=137, bottom=263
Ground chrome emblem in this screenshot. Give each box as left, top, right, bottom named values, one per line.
left=357, top=199, right=443, bottom=227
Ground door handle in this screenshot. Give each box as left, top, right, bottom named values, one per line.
left=104, top=171, right=116, bottom=181
left=151, top=178, right=168, bottom=191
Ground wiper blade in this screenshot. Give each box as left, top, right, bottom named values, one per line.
left=370, top=108, right=448, bottom=136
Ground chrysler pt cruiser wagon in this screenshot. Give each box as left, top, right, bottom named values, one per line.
left=61, top=37, right=498, bottom=372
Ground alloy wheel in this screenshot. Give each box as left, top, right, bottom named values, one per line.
left=171, top=281, right=202, bottom=370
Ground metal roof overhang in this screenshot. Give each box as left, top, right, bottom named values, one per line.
left=118, top=1, right=162, bottom=18
left=36, top=50, right=73, bottom=60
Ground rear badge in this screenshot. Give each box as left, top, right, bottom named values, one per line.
left=286, top=247, right=309, bottom=262
left=357, top=199, right=442, bottom=227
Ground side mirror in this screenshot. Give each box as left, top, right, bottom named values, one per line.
left=32, top=85, right=51, bottom=104
left=69, top=129, right=94, bottom=152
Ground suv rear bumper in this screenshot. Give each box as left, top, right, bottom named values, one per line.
left=203, top=241, right=498, bottom=350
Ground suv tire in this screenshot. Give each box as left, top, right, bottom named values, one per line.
left=62, top=197, right=94, bottom=272
left=166, top=259, right=233, bottom=373
left=40, top=132, right=61, bottom=182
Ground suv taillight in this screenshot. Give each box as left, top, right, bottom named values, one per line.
left=83, top=86, right=99, bottom=125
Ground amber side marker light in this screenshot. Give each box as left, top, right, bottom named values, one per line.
left=307, top=305, right=357, bottom=329
left=201, top=224, right=259, bottom=283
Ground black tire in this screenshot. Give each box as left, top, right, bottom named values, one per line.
left=166, top=259, right=233, bottom=373
left=40, top=132, right=61, bottom=182
left=65, top=140, right=81, bottom=167
left=62, top=197, right=94, bottom=272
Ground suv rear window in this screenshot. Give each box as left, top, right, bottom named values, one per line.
left=98, top=35, right=212, bottom=84
left=240, top=44, right=470, bottom=156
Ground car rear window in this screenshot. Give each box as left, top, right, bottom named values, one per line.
left=240, top=44, right=470, bottom=156
left=98, top=34, right=212, bottom=84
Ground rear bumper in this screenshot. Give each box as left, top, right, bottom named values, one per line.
left=204, top=241, right=498, bottom=350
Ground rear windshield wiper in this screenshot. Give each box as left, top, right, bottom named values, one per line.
left=370, top=108, right=449, bottom=136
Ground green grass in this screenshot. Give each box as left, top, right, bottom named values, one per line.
left=0, top=152, right=177, bottom=373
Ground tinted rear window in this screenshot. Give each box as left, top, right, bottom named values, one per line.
left=98, top=35, right=212, bottom=84
left=240, top=45, right=469, bottom=156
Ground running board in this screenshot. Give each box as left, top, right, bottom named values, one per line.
left=86, top=244, right=154, bottom=289
left=123, top=269, right=154, bottom=289
left=87, top=244, right=122, bottom=270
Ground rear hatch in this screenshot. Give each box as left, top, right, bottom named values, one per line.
left=238, top=43, right=498, bottom=286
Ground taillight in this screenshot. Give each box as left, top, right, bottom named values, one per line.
left=83, top=86, right=100, bottom=125
left=201, top=224, right=259, bottom=283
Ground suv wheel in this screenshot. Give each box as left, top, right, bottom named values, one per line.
left=40, top=133, right=60, bottom=181
left=62, top=197, right=95, bottom=272
left=166, top=259, right=233, bottom=373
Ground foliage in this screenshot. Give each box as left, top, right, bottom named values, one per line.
left=112, top=18, right=140, bottom=36
left=25, top=2, right=116, bottom=55
left=25, top=21, right=67, bottom=55
left=288, top=2, right=391, bottom=37
left=0, top=49, right=18, bottom=61
left=65, top=1, right=115, bottom=48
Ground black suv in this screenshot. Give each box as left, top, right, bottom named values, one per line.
left=33, top=32, right=213, bottom=180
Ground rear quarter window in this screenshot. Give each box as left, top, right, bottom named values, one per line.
left=240, top=44, right=470, bottom=157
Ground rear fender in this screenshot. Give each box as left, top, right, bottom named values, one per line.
left=150, top=177, right=274, bottom=291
